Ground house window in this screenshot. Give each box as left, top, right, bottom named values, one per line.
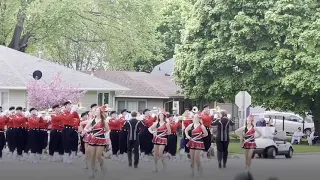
left=117, top=100, right=147, bottom=113
left=117, top=101, right=126, bottom=112
left=138, top=101, right=146, bottom=112
left=0, top=91, right=9, bottom=110
left=127, top=101, right=138, bottom=111
left=98, top=92, right=109, bottom=106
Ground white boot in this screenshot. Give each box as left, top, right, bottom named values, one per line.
left=162, top=159, right=167, bottom=171
left=71, top=151, right=76, bottom=160
left=140, top=152, right=145, bottom=160
left=29, top=153, right=34, bottom=163
left=83, top=160, right=89, bottom=169
left=89, top=166, right=95, bottom=179
left=63, top=154, right=68, bottom=163
left=21, top=152, right=29, bottom=161
left=32, top=154, right=39, bottom=163
left=66, top=155, right=72, bottom=164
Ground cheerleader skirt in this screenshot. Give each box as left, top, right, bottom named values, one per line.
left=83, top=133, right=89, bottom=143
left=242, top=141, right=256, bottom=149
left=152, top=135, right=167, bottom=145
left=187, top=139, right=205, bottom=150
left=88, top=135, right=108, bottom=146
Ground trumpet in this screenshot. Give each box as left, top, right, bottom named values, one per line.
left=192, top=106, right=199, bottom=113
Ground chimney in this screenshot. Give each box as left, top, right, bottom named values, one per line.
left=91, top=68, right=95, bottom=76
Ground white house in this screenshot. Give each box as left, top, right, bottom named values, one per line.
left=0, top=46, right=129, bottom=110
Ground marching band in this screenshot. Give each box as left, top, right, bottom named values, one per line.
left=0, top=102, right=237, bottom=178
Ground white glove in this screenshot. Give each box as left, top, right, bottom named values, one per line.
left=45, top=115, right=52, bottom=121
left=37, top=113, right=43, bottom=118
left=71, top=107, right=77, bottom=113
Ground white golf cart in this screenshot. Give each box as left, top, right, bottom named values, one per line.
left=253, top=127, right=293, bottom=159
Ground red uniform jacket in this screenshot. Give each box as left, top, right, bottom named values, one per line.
left=200, top=112, right=214, bottom=128
left=0, top=116, right=8, bottom=130
left=13, top=114, right=28, bottom=128
left=62, top=110, right=79, bottom=126
left=73, top=118, right=80, bottom=130
left=39, top=119, right=49, bottom=130
left=108, top=118, right=120, bottom=131
left=170, top=122, right=181, bottom=134
left=118, top=117, right=126, bottom=130
left=28, top=115, right=44, bottom=129
left=51, top=114, right=63, bottom=131
left=143, top=116, right=157, bottom=128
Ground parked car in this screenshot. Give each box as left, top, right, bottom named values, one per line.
left=252, top=111, right=314, bottom=136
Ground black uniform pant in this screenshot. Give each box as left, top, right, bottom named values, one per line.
left=110, top=130, right=120, bottom=155
left=216, top=140, right=230, bottom=164
left=70, top=130, right=79, bottom=152
left=49, top=130, right=64, bottom=156
left=119, top=130, right=128, bottom=154
left=29, top=129, right=42, bottom=154
left=15, top=128, right=28, bottom=156
left=6, top=128, right=16, bottom=152
left=183, top=132, right=190, bottom=153
left=164, top=133, right=178, bottom=156
left=0, top=131, right=5, bottom=158
left=62, top=126, right=74, bottom=154
left=139, top=128, right=153, bottom=154
left=24, top=130, right=31, bottom=153
left=41, top=130, right=48, bottom=150
left=79, top=135, right=85, bottom=154
left=127, top=140, right=139, bottom=166
left=203, top=127, right=212, bottom=151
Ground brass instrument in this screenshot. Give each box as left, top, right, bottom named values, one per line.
left=192, top=106, right=199, bottom=113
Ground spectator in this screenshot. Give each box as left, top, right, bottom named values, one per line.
left=291, top=127, right=304, bottom=144
left=256, top=117, right=266, bottom=127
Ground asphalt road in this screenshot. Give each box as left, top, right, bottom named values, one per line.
left=0, top=154, right=318, bottom=180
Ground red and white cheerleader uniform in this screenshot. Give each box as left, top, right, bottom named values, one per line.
left=242, top=127, right=256, bottom=149
left=187, top=124, right=205, bottom=150
left=88, top=120, right=108, bottom=146
left=152, top=122, right=168, bottom=145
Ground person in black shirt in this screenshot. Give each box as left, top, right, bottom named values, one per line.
left=123, top=111, right=144, bottom=168
left=212, top=110, right=234, bottom=168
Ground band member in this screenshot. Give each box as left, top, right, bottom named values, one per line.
left=200, top=105, right=214, bottom=160
left=148, top=111, right=171, bottom=172
left=0, top=112, right=8, bottom=159
left=185, top=114, right=208, bottom=177
left=235, top=115, right=262, bottom=171
left=118, top=109, right=128, bottom=162
left=79, top=111, right=89, bottom=155
left=167, top=115, right=181, bottom=160
left=123, top=111, right=144, bottom=168
left=49, top=105, right=64, bottom=161
left=212, top=110, right=234, bottom=168
left=182, top=109, right=193, bottom=154
left=6, top=106, right=16, bottom=158
left=139, top=109, right=156, bottom=161
left=27, top=108, right=44, bottom=163
left=13, top=107, right=28, bottom=160
left=84, top=106, right=109, bottom=178
left=71, top=108, right=80, bottom=159
left=39, top=114, right=49, bottom=158
left=108, top=110, right=120, bottom=160
left=61, top=101, right=76, bottom=163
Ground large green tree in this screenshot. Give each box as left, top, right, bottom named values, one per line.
left=0, top=0, right=163, bottom=71
left=174, top=0, right=320, bottom=132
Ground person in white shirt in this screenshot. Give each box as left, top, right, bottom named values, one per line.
left=291, top=127, right=304, bottom=144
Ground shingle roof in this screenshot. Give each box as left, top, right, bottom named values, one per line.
left=0, top=46, right=129, bottom=91
left=83, top=71, right=183, bottom=98
left=151, top=58, right=174, bottom=76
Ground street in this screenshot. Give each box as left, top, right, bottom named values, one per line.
left=0, top=154, right=318, bottom=180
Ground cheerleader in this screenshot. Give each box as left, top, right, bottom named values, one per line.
left=108, top=111, right=120, bottom=161
left=84, top=106, right=109, bottom=178
left=0, top=112, right=8, bottom=160
left=12, top=107, right=28, bottom=160
left=27, top=108, right=44, bottom=163
left=6, top=106, right=16, bottom=158
left=48, top=105, right=64, bottom=162
left=118, top=109, right=128, bottom=162
left=184, top=114, right=208, bottom=177
left=200, top=105, right=214, bottom=161
left=148, top=111, right=171, bottom=172
left=235, top=115, right=262, bottom=171
left=139, top=109, right=156, bottom=161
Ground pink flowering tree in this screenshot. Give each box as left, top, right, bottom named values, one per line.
left=26, top=73, right=86, bottom=110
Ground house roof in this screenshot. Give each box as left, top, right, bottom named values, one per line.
left=0, top=46, right=129, bottom=91
left=84, top=71, right=183, bottom=99
left=151, top=58, right=174, bottom=76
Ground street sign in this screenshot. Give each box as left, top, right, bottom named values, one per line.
left=235, top=91, right=252, bottom=126
left=235, top=91, right=252, bottom=109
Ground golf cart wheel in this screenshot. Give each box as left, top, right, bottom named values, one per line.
left=285, top=147, right=293, bottom=159
left=267, top=147, right=276, bottom=159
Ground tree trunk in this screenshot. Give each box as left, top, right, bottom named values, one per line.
left=311, top=106, right=320, bottom=134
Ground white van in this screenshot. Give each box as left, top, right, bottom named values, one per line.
left=252, top=111, right=314, bottom=136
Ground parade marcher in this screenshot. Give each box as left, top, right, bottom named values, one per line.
left=200, top=105, right=214, bottom=161
left=108, top=110, right=121, bottom=160
left=71, top=106, right=80, bottom=159
left=184, top=114, right=208, bottom=177
left=0, top=112, right=8, bottom=160
left=39, top=114, right=49, bottom=159
left=148, top=111, right=171, bottom=172
left=123, top=111, right=144, bottom=168
left=235, top=115, right=262, bottom=171
left=27, top=108, right=44, bottom=163
left=166, top=115, right=181, bottom=161
left=118, top=109, right=129, bottom=162
left=139, top=109, right=156, bottom=161
left=48, top=105, right=64, bottom=162
left=212, top=110, right=234, bottom=168
left=6, top=106, right=16, bottom=158
left=182, top=109, right=193, bottom=155
left=84, top=106, right=109, bottom=178
left=79, top=111, right=89, bottom=155
left=13, top=107, right=28, bottom=160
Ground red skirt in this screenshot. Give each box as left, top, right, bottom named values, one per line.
left=88, top=136, right=108, bottom=146
left=242, top=141, right=256, bottom=149
left=153, top=136, right=167, bottom=145
left=187, top=139, right=205, bottom=150
left=83, top=133, right=90, bottom=143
